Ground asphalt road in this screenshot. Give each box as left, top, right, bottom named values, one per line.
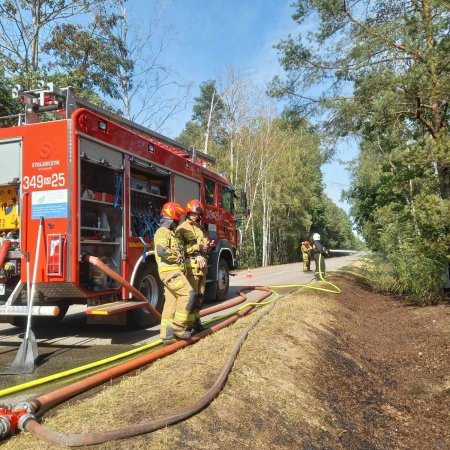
left=0, top=253, right=361, bottom=403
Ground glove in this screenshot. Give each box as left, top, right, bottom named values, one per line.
left=196, top=255, right=207, bottom=269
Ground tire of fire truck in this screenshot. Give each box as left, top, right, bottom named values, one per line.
left=216, top=258, right=230, bottom=301
left=8, top=303, right=69, bottom=329
left=128, top=261, right=164, bottom=329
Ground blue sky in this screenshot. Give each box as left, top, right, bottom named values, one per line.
left=129, top=0, right=358, bottom=214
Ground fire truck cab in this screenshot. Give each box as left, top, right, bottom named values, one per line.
left=0, top=83, right=239, bottom=328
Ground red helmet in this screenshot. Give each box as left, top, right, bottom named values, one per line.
left=304, top=240, right=310, bottom=246
left=185, top=199, right=204, bottom=215
left=161, top=202, right=185, bottom=221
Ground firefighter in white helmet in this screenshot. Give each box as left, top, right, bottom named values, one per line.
left=312, top=233, right=329, bottom=280
left=176, top=199, right=215, bottom=332
left=154, top=202, right=194, bottom=345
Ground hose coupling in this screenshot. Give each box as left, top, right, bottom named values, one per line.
left=0, top=403, right=35, bottom=438
left=18, top=413, right=35, bottom=431
left=0, top=415, right=10, bottom=439
left=12, top=402, right=33, bottom=413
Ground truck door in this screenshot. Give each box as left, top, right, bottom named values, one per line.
left=218, top=184, right=236, bottom=246
left=202, top=177, right=218, bottom=240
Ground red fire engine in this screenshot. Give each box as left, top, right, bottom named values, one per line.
left=0, top=83, right=242, bottom=329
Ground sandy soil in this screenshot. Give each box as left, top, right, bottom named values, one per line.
left=2, top=273, right=449, bottom=449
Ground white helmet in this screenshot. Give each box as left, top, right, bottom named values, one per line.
left=313, top=233, right=320, bottom=241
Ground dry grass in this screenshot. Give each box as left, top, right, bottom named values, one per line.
left=4, top=273, right=449, bottom=449
left=2, top=288, right=340, bottom=450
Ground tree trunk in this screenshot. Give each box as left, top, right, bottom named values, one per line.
left=31, top=0, right=41, bottom=71
left=230, top=137, right=234, bottom=185
left=251, top=216, right=257, bottom=266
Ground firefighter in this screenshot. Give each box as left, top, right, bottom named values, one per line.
left=176, top=199, right=215, bottom=332
left=154, top=202, right=195, bottom=345
left=312, top=233, right=329, bottom=280
left=300, top=239, right=312, bottom=272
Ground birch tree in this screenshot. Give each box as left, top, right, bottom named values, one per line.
left=217, top=67, right=262, bottom=185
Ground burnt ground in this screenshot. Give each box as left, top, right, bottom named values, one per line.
left=303, top=277, right=450, bottom=449
left=2, top=273, right=449, bottom=449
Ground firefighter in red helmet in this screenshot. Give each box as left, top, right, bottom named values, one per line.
left=154, top=202, right=194, bottom=345
left=176, top=198, right=215, bottom=332
left=300, top=239, right=312, bottom=272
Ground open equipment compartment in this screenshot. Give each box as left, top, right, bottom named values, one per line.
left=79, top=158, right=123, bottom=291
left=130, top=163, right=170, bottom=240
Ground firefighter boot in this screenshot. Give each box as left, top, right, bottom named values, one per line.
left=173, top=328, right=192, bottom=340
left=192, top=318, right=205, bottom=333
left=162, top=327, right=177, bottom=347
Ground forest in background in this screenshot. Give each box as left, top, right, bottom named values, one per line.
left=176, top=75, right=361, bottom=267
left=268, top=0, right=449, bottom=303
left=0, top=0, right=360, bottom=267
left=0, top=0, right=448, bottom=302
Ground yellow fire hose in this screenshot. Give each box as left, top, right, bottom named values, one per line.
left=0, top=256, right=370, bottom=446
left=0, top=255, right=361, bottom=399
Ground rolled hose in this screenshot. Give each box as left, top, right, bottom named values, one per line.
left=24, top=288, right=276, bottom=447
left=85, top=255, right=161, bottom=320
left=0, top=240, right=11, bottom=270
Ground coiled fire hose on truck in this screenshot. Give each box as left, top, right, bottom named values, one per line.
left=0, top=256, right=362, bottom=445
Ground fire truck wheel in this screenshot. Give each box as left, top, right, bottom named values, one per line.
left=128, top=261, right=164, bottom=329
left=8, top=303, right=69, bottom=329
left=217, top=258, right=230, bottom=301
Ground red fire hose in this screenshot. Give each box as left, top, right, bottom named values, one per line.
left=25, top=288, right=275, bottom=446
left=20, top=287, right=272, bottom=446
left=85, top=255, right=161, bottom=320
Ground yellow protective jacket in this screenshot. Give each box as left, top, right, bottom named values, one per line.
left=154, top=226, right=185, bottom=273
left=301, top=243, right=311, bottom=258
left=176, top=219, right=209, bottom=273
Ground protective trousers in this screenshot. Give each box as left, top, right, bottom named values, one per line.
left=159, top=270, right=195, bottom=342
left=302, top=253, right=311, bottom=272
left=314, top=253, right=326, bottom=279
left=186, top=270, right=207, bottom=325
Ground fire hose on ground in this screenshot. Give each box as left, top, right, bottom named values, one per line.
left=85, top=255, right=162, bottom=320
left=0, top=255, right=365, bottom=446
left=0, top=254, right=353, bottom=399
left=0, top=286, right=273, bottom=443
left=0, top=285, right=268, bottom=399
